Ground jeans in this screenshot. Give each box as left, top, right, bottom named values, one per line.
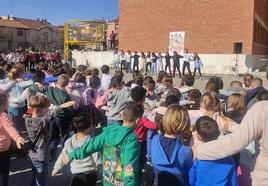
left=173, top=62, right=181, bottom=78
left=0, top=151, right=10, bottom=186
left=193, top=68, right=202, bottom=77
left=30, top=161, right=47, bottom=186
left=8, top=106, right=25, bottom=132
left=152, top=63, right=157, bottom=76
left=182, top=61, right=192, bottom=76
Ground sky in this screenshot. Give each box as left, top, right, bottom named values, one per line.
left=0, top=0, right=118, bottom=25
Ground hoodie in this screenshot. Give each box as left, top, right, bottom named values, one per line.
left=106, top=89, right=131, bottom=121
left=53, top=134, right=96, bottom=174
left=189, top=158, right=238, bottom=186
left=151, top=134, right=193, bottom=186
left=68, top=124, right=140, bottom=186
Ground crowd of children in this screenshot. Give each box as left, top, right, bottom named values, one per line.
left=0, top=55, right=268, bottom=186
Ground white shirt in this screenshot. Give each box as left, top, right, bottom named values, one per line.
left=125, top=54, right=131, bottom=62
left=101, top=74, right=112, bottom=91
left=183, top=53, right=193, bottom=62
left=120, top=54, right=126, bottom=61
left=113, top=53, right=120, bottom=63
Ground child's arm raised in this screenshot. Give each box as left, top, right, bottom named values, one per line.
left=44, top=101, right=75, bottom=121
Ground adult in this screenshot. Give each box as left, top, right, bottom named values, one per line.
left=120, top=50, right=127, bottom=72
left=145, top=52, right=152, bottom=73
left=183, top=48, right=193, bottom=76
left=109, top=30, right=116, bottom=50
left=193, top=53, right=203, bottom=77
left=173, top=51, right=183, bottom=78
left=195, top=101, right=268, bottom=186
left=125, top=51, right=132, bottom=73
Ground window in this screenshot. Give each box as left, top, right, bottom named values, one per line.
left=17, top=30, right=23, bottom=36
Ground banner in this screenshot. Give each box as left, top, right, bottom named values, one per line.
left=169, top=32, right=185, bottom=54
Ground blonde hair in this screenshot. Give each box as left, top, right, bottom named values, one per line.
left=57, top=74, right=70, bottom=88
left=8, top=65, right=25, bottom=80
left=29, top=95, right=51, bottom=109
left=227, top=93, right=246, bottom=113
left=200, top=92, right=221, bottom=113
left=163, top=104, right=190, bottom=135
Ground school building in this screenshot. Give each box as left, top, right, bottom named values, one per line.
left=118, top=0, right=268, bottom=74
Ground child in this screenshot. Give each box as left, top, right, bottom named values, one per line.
left=186, top=89, right=202, bottom=110
left=177, top=75, right=195, bottom=101
left=25, top=95, right=74, bottom=186
left=100, top=65, right=112, bottom=92
left=0, top=91, right=26, bottom=186
left=243, top=74, right=254, bottom=88
left=193, top=53, right=203, bottom=77
left=151, top=104, right=193, bottom=186
left=83, top=75, right=101, bottom=105
left=155, top=74, right=173, bottom=97
left=130, top=74, right=144, bottom=89
left=64, top=101, right=144, bottom=186
left=143, top=78, right=159, bottom=111
left=189, top=116, right=238, bottom=186
left=52, top=112, right=97, bottom=186
left=106, top=76, right=131, bottom=125
left=226, top=93, right=246, bottom=123
left=46, top=74, right=73, bottom=160
left=131, top=86, right=156, bottom=168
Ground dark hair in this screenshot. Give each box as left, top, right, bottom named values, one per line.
left=166, top=88, right=181, bottom=101
left=131, top=86, right=147, bottom=103
left=256, top=89, right=268, bottom=101
left=155, top=113, right=164, bottom=133
left=114, top=70, right=124, bottom=79
left=143, top=78, right=156, bottom=91
left=182, top=75, right=195, bottom=87
left=165, top=95, right=180, bottom=106
left=188, top=89, right=202, bottom=101
left=101, top=65, right=110, bottom=74
left=74, top=73, right=86, bottom=84
left=77, top=65, right=87, bottom=73
left=109, top=76, right=123, bottom=89
left=89, top=76, right=101, bottom=88
left=132, top=70, right=141, bottom=79
left=209, top=77, right=223, bottom=90
left=32, top=70, right=46, bottom=83
left=205, top=81, right=219, bottom=94
left=195, top=116, right=220, bottom=142
left=123, top=101, right=144, bottom=123
left=133, top=74, right=144, bottom=86
left=92, top=68, right=99, bottom=76
left=72, top=112, right=92, bottom=132
left=157, top=71, right=168, bottom=83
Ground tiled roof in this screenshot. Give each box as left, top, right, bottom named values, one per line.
left=0, top=19, right=28, bottom=29
left=15, top=17, right=46, bottom=30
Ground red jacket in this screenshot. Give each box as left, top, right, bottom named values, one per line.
left=134, top=117, right=156, bottom=142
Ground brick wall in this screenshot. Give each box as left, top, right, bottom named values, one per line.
left=119, top=0, right=256, bottom=54
left=253, top=0, right=268, bottom=55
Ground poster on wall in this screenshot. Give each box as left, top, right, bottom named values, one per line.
left=169, top=31, right=185, bottom=54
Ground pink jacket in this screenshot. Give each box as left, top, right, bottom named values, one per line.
left=0, top=112, right=20, bottom=152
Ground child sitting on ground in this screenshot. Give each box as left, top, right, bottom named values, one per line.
left=150, top=104, right=193, bottom=186
left=143, top=77, right=159, bottom=111
left=25, top=95, right=74, bottom=186
left=189, top=116, right=238, bottom=186
left=177, top=75, right=195, bottom=101
left=52, top=112, right=97, bottom=186
left=64, top=101, right=144, bottom=186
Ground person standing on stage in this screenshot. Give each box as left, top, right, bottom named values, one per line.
left=165, top=52, right=172, bottom=75
left=193, top=53, right=203, bottom=77
left=183, top=48, right=193, bottom=76
left=173, top=51, right=183, bottom=78
left=125, top=50, right=132, bottom=73
left=131, top=51, right=140, bottom=71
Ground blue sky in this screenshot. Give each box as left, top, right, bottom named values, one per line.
left=0, top=0, right=118, bottom=25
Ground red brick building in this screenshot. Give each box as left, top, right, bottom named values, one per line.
left=119, top=0, right=268, bottom=55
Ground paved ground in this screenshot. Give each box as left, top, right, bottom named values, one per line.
left=8, top=72, right=268, bottom=186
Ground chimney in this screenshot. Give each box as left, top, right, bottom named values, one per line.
left=37, top=18, right=40, bottom=21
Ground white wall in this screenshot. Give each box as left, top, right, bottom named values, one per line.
left=71, top=50, right=268, bottom=74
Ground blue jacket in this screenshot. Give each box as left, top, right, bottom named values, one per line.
left=151, top=134, right=193, bottom=186
left=189, top=158, right=238, bottom=186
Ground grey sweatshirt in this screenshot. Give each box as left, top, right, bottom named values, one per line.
left=196, top=101, right=268, bottom=186
left=106, top=88, right=131, bottom=120
left=53, top=134, right=96, bottom=174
